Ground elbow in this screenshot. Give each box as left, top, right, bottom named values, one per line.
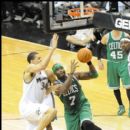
left=92, top=72, right=98, bottom=78
left=94, top=73, right=98, bottom=78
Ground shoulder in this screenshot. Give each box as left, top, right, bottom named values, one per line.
left=45, top=70, right=55, bottom=77
left=25, top=64, right=36, bottom=73
left=101, top=32, right=109, bottom=45
left=45, top=70, right=56, bottom=83
left=24, top=64, right=36, bottom=83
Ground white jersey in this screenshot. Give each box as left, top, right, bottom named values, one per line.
left=19, top=70, right=54, bottom=117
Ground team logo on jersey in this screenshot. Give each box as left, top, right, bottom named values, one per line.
left=36, top=107, right=41, bottom=115
left=63, top=84, right=79, bottom=96
left=36, top=77, right=48, bottom=90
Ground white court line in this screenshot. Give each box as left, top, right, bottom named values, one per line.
left=2, top=36, right=107, bottom=61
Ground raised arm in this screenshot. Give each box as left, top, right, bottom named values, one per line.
left=97, top=33, right=108, bottom=70
left=26, top=33, right=59, bottom=73
left=74, top=61, right=98, bottom=80
left=54, top=60, right=78, bottom=96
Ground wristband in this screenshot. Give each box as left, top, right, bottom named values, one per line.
left=87, top=61, right=92, bottom=65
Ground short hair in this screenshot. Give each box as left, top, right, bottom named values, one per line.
left=27, top=51, right=38, bottom=63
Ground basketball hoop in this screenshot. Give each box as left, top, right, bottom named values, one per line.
left=68, top=7, right=100, bottom=18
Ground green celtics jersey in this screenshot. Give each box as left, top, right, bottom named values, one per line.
left=107, top=32, right=127, bottom=62
left=57, top=76, right=88, bottom=114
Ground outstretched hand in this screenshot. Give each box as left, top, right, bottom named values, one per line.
left=51, top=33, right=59, bottom=49
left=70, top=60, right=79, bottom=74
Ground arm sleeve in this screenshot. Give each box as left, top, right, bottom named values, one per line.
left=97, top=42, right=104, bottom=60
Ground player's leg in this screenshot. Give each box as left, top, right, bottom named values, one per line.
left=113, top=89, right=125, bottom=115
left=107, top=61, right=125, bottom=115
left=36, top=108, right=57, bottom=130
left=46, top=123, right=52, bottom=130
left=64, top=113, right=80, bottom=130
left=80, top=101, right=102, bottom=130
left=24, top=102, right=57, bottom=130
left=81, top=120, right=102, bottom=130
left=41, top=93, right=56, bottom=130
left=126, top=89, right=130, bottom=117
left=120, top=60, right=130, bottom=117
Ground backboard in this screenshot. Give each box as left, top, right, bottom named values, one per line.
left=41, top=1, right=130, bottom=34
left=41, top=1, right=98, bottom=33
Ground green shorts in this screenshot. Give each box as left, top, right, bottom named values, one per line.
left=64, top=101, right=92, bottom=130
left=107, top=60, right=130, bottom=90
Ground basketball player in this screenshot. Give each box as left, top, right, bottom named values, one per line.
left=52, top=60, right=102, bottom=130
left=19, top=33, right=60, bottom=130
left=97, top=30, right=130, bottom=117
left=120, top=37, right=130, bottom=75
left=120, top=37, right=130, bottom=117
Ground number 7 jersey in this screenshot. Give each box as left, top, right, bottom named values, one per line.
left=56, top=76, right=89, bottom=114
left=107, top=32, right=127, bottom=62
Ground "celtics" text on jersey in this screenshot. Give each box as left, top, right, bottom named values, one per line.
left=109, top=42, right=122, bottom=50
left=63, top=84, right=79, bottom=96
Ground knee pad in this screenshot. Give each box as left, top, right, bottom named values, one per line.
left=81, top=120, right=102, bottom=130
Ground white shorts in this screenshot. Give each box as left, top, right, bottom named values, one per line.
left=25, top=102, right=50, bottom=124
left=19, top=94, right=54, bottom=130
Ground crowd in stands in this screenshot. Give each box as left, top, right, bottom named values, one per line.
left=1, top=1, right=129, bottom=57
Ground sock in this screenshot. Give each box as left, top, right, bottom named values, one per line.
left=126, top=89, right=130, bottom=107
left=113, top=89, right=123, bottom=106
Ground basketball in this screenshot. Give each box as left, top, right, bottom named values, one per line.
left=77, top=48, right=92, bottom=63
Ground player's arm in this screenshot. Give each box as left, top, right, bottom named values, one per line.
left=54, top=60, right=78, bottom=96
left=26, top=33, right=59, bottom=74
left=53, top=74, right=74, bottom=96
left=97, top=33, right=108, bottom=70
left=74, top=61, right=98, bottom=80
left=45, top=70, right=62, bottom=95
left=45, top=70, right=57, bottom=83
left=46, top=84, right=61, bottom=95
left=66, top=35, right=94, bottom=46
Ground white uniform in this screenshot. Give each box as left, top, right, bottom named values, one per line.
left=19, top=70, right=55, bottom=130
left=128, top=52, right=130, bottom=76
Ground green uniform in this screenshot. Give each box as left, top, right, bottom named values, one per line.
left=106, top=32, right=130, bottom=89
left=56, top=76, right=92, bottom=130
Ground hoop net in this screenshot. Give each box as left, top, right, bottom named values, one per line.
left=68, top=7, right=100, bottom=18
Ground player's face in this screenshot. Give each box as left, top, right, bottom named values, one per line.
left=32, top=54, right=42, bottom=64
left=55, top=67, right=66, bottom=78
left=121, top=42, right=130, bottom=52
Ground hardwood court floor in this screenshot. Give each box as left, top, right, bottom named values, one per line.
left=2, top=36, right=130, bottom=130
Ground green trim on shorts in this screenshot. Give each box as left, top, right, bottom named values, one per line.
left=107, top=83, right=120, bottom=90
left=108, top=85, right=130, bottom=90
left=108, top=86, right=120, bottom=90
